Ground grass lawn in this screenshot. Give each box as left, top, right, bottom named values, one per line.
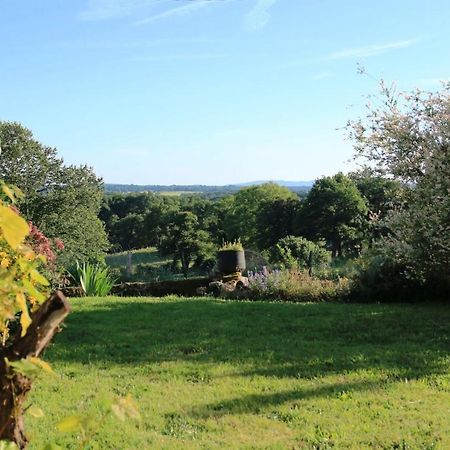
left=27, top=297, right=450, bottom=449
left=105, top=247, right=170, bottom=268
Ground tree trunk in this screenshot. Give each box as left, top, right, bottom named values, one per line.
left=0, top=291, right=71, bottom=448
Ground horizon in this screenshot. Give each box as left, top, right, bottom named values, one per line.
left=1, top=1, right=449, bottom=184
left=103, top=178, right=315, bottom=186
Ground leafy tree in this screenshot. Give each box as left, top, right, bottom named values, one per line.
left=348, top=82, right=450, bottom=284
left=349, top=168, right=407, bottom=245
left=350, top=168, right=406, bottom=218
left=222, top=183, right=298, bottom=249
left=271, top=235, right=331, bottom=273
left=257, top=197, right=301, bottom=249
left=159, top=211, right=215, bottom=276
left=100, top=193, right=183, bottom=251
left=0, top=122, right=108, bottom=266
left=109, top=214, right=145, bottom=251
left=297, top=173, right=368, bottom=257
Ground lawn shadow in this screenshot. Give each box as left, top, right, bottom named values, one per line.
left=189, top=378, right=384, bottom=419
left=48, top=298, right=450, bottom=384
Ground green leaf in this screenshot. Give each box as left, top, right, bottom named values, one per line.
left=2, top=185, right=16, bottom=202
left=29, top=268, right=50, bottom=287
left=7, top=358, right=42, bottom=378
left=0, top=204, right=29, bottom=249
left=6, top=357, right=53, bottom=378
left=28, top=405, right=45, bottom=418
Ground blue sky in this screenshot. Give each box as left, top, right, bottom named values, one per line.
left=1, top=0, right=449, bottom=184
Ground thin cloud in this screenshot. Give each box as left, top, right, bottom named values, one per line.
left=136, top=1, right=212, bottom=25
left=245, top=0, right=279, bottom=31
left=328, top=38, right=419, bottom=60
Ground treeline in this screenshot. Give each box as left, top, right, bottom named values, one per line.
left=100, top=172, right=405, bottom=275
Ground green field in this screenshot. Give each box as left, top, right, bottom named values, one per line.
left=105, top=247, right=170, bottom=268
left=27, top=297, right=450, bottom=449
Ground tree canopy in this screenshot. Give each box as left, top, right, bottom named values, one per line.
left=0, top=122, right=108, bottom=266
left=297, top=173, right=368, bottom=257
left=348, top=83, right=450, bottom=283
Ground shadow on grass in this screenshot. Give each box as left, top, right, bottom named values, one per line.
left=48, top=298, right=450, bottom=383
left=190, top=379, right=383, bottom=419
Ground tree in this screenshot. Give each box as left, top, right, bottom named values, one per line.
left=222, top=183, right=298, bottom=249
left=0, top=122, right=108, bottom=267
left=256, top=197, right=301, bottom=249
left=159, top=211, right=215, bottom=276
left=350, top=168, right=405, bottom=218
left=348, top=82, right=450, bottom=284
left=297, top=173, right=368, bottom=257
left=349, top=168, right=406, bottom=245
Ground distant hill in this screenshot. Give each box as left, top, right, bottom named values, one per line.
left=104, top=181, right=314, bottom=196
left=235, top=180, right=314, bottom=188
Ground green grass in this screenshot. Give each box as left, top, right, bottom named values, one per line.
left=105, top=247, right=171, bottom=268
left=27, top=297, right=450, bottom=449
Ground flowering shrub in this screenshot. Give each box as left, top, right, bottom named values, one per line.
left=247, top=267, right=348, bottom=302
left=27, top=222, right=65, bottom=287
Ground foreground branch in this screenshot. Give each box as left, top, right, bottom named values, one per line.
left=0, top=291, right=71, bottom=448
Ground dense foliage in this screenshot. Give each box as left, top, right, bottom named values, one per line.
left=100, top=174, right=401, bottom=281
left=0, top=184, right=49, bottom=342
left=0, top=122, right=108, bottom=267
left=348, top=82, right=450, bottom=292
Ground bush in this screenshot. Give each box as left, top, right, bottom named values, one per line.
left=315, top=257, right=358, bottom=281
left=134, top=262, right=175, bottom=282
left=247, top=267, right=349, bottom=302
left=270, top=236, right=331, bottom=273
left=69, top=262, right=115, bottom=297
left=349, top=254, right=450, bottom=302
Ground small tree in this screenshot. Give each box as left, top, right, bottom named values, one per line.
left=159, top=211, right=215, bottom=277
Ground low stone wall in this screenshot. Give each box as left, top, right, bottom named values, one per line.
left=60, top=286, right=85, bottom=298
left=111, top=277, right=213, bottom=297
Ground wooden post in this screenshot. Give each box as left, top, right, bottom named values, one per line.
left=126, top=251, right=133, bottom=278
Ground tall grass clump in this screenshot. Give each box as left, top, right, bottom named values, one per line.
left=70, top=261, right=115, bottom=296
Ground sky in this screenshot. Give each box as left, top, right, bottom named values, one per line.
left=1, top=0, right=449, bottom=185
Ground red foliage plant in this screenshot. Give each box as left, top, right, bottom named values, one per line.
left=27, top=223, right=64, bottom=268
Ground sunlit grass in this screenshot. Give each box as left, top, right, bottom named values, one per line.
left=105, top=247, right=171, bottom=268
left=27, top=297, right=450, bottom=449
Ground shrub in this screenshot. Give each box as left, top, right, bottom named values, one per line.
left=348, top=254, right=450, bottom=302
left=247, top=267, right=349, bottom=302
left=271, top=236, right=331, bottom=273
left=315, top=257, right=358, bottom=281
left=70, top=261, right=115, bottom=297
